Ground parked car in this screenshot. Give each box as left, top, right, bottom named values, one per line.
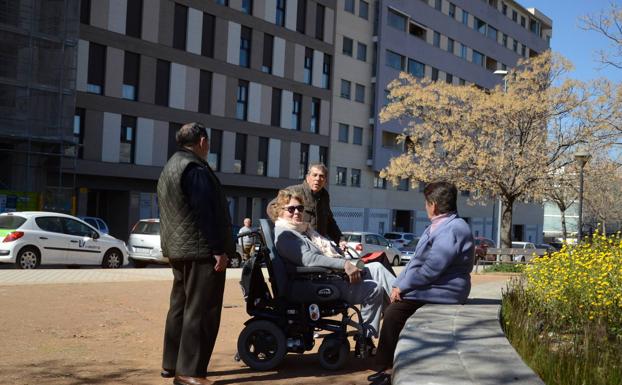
left=342, top=231, right=402, bottom=266
left=127, top=219, right=244, bottom=268
left=78, top=216, right=110, bottom=234
left=383, top=232, right=417, bottom=248
left=0, top=211, right=128, bottom=269
left=511, top=241, right=537, bottom=262
left=548, top=241, right=564, bottom=251
left=474, top=237, right=496, bottom=261
left=397, top=237, right=420, bottom=265
left=536, top=243, right=557, bottom=254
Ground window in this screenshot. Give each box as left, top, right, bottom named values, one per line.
left=310, top=98, right=320, bottom=133
left=342, top=36, right=353, bottom=56
left=513, top=40, right=518, bottom=52
left=355, top=83, right=365, bottom=103
left=472, top=50, right=484, bottom=66
left=382, top=131, right=399, bottom=149
left=446, top=73, right=453, bottom=84
left=351, top=169, right=361, bottom=187
left=299, top=144, right=309, bottom=179
left=292, top=93, right=302, bottom=130
left=373, top=172, right=386, bottom=189
left=431, top=67, right=438, bottom=81
left=173, top=3, right=188, bottom=50
left=409, top=22, right=427, bottom=40
left=522, top=45, right=527, bottom=57
left=386, top=50, right=404, bottom=70
left=397, top=178, right=409, bottom=191
left=357, top=42, right=367, bottom=61
left=446, top=37, right=454, bottom=54
left=502, top=3, right=507, bottom=15
left=336, top=167, right=347, bottom=185
left=345, top=0, right=355, bottom=13
left=388, top=8, right=407, bottom=31
left=530, top=19, right=540, bottom=35
left=240, top=26, right=251, bottom=68
left=520, top=16, right=526, bottom=28
left=353, top=126, right=363, bottom=145
left=340, top=79, right=351, bottom=99
left=120, top=115, right=136, bottom=163
left=241, top=0, right=252, bottom=14
left=296, top=0, right=306, bottom=33
left=338, top=123, right=349, bottom=142
left=208, top=129, right=222, bottom=171
left=80, top=0, right=90, bottom=24
left=512, top=10, right=517, bottom=22
left=303, top=47, right=313, bottom=84
left=122, top=51, right=139, bottom=101
left=236, top=80, right=249, bottom=120
left=486, top=56, right=497, bottom=71
left=202, top=13, right=215, bottom=57
left=63, top=218, right=95, bottom=237
left=125, top=0, right=142, bottom=38
left=315, top=3, right=325, bottom=40
left=433, top=31, right=440, bottom=47
left=448, top=3, right=455, bottom=18
left=69, top=108, right=85, bottom=158
left=262, top=33, right=274, bottom=73
left=322, top=54, right=331, bottom=89
left=216, top=0, right=228, bottom=5
left=319, top=146, right=328, bottom=165
left=432, top=0, right=441, bottom=10
left=502, top=33, right=508, bottom=47
left=234, top=133, right=246, bottom=174
left=258, top=137, right=268, bottom=176
left=408, top=59, right=425, bottom=78
left=87, top=43, right=105, bottom=94
left=359, top=1, right=369, bottom=19
left=487, top=25, right=498, bottom=40
left=276, top=0, right=286, bottom=26
left=271, top=88, right=281, bottom=126
left=459, top=78, right=465, bottom=85
left=198, top=70, right=212, bottom=114
left=462, top=10, right=469, bottom=26
left=474, top=17, right=486, bottom=34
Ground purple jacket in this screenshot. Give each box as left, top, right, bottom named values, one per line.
left=393, top=214, right=474, bottom=304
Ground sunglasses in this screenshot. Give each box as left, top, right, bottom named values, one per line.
left=282, top=205, right=305, bottom=214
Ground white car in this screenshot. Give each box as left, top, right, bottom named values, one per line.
left=0, top=211, right=128, bottom=269
left=127, top=219, right=167, bottom=267
left=511, top=241, right=537, bottom=262
left=342, top=231, right=402, bottom=266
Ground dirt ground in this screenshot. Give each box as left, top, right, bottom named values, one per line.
left=0, top=273, right=510, bottom=385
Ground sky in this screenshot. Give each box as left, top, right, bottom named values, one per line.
left=529, top=0, right=621, bottom=83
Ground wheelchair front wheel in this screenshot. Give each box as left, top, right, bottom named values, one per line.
left=318, top=336, right=350, bottom=370
left=237, top=320, right=287, bottom=371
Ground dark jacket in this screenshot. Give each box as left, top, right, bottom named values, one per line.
left=287, top=181, right=342, bottom=244
left=157, top=149, right=234, bottom=261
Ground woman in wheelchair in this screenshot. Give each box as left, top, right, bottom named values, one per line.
left=271, top=189, right=396, bottom=355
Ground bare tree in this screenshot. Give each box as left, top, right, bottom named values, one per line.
left=580, top=1, right=622, bottom=70
left=583, top=157, right=622, bottom=234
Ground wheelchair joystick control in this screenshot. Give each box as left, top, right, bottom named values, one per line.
left=308, top=304, right=320, bottom=321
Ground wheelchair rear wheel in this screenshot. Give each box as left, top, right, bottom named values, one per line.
left=237, top=320, right=287, bottom=371
left=318, top=336, right=350, bottom=370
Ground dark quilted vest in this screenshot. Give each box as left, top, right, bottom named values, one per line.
left=157, top=150, right=233, bottom=261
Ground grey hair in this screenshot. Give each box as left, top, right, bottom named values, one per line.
left=307, top=163, right=328, bottom=176
left=176, top=122, right=208, bottom=147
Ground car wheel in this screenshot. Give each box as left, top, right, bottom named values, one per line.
left=392, top=255, right=400, bottom=266
left=16, top=246, right=40, bottom=269
left=229, top=253, right=242, bottom=268
left=102, top=248, right=123, bottom=268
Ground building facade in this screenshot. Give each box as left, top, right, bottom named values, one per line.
left=329, top=0, right=552, bottom=243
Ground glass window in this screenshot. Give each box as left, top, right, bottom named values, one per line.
left=434, top=0, right=441, bottom=11
left=155, top=59, right=170, bottom=106
left=460, top=43, right=467, bottom=59
left=357, top=42, right=367, bottom=61
left=310, top=98, right=320, bottom=134
left=258, top=137, right=268, bottom=176
left=353, top=126, right=363, bottom=145
left=271, top=88, right=281, bottom=126
left=447, top=38, right=454, bottom=54
left=216, top=0, right=228, bottom=5
left=120, top=115, right=136, bottom=163
left=409, top=22, right=426, bottom=40
left=472, top=50, right=484, bottom=66
left=35, top=217, right=63, bottom=233
left=448, top=3, right=455, bottom=18
left=240, top=26, right=251, bottom=68
left=304, top=47, right=313, bottom=84
left=315, top=3, right=325, bottom=40
left=262, top=33, right=273, bottom=73
left=345, top=0, right=355, bottom=13
left=487, top=25, right=498, bottom=40
left=377, top=235, right=389, bottom=247
left=80, top=0, right=91, bottom=24
left=336, top=167, right=347, bottom=185
left=299, top=144, right=309, bottom=179
left=202, top=13, right=216, bottom=57
left=386, top=50, right=404, bottom=70
left=397, top=179, right=409, bottom=191
left=433, top=31, right=440, bottom=47
left=276, top=0, right=286, bottom=26
left=87, top=43, right=106, bottom=95
left=355, top=83, right=365, bottom=103
left=292, top=93, right=302, bottom=130
left=198, top=70, right=212, bottom=114
left=297, top=0, right=306, bottom=33
left=446, top=73, right=453, bottom=84
left=173, top=3, right=188, bottom=50
left=125, top=0, right=142, bottom=38
left=234, top=133, right=246, bottom=174
left=236, top=80, right=249, bottom=120
left=462, top=10, right=469, bottom=26
left=132, top=221, right=160, bottom=235
left=342, top=36, right=353, bottom=56
left=208, top=129, right=222, bottom=171
left=387, top=8, right=407, bottom=31
left=123, top=51, right=140, bottom=101
left=344, top=233, right=361, bottom=243
left=83, top=218, right=97, bottom=228
left=365, top=234, right=378, bottom=245
left=351, top=169, right=361, bottom=187
left=322, top=54, right=331, bottom=89
left=340, top=79, right=351, bottom=99
left=431, top=67, right=438, bottom=81
left=502, top=3, right=507, bottom=15
left=474, top=17, right=486, bottom=34
left=373, top=173, right=386, bottom=189
left=62, top=218, right=94, bottom=237
left=513, top=40, right=518, bottom=52
left=502, top=33, right=508, bottom=47
left=241, top=0, right=252, bottom=14
left=359, top=1, right=369, bottom=19
left=512, top=10, right=517, bottom=22
left=338, top=123, right=349, bottom=142
left=520, top=16, right=526, bottom=27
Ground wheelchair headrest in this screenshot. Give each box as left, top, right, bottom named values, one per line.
left=258, top=218, right=289, bottom=298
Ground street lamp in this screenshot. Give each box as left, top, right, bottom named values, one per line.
left=574, top=148, right=591, bottom=242
left=492, top=69, right=508, bottom=247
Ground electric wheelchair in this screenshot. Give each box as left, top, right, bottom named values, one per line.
left=235, top=219, right=373, bottom=371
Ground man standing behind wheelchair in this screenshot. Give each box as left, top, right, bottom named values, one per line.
left=270, top=189, right=396, bottom=357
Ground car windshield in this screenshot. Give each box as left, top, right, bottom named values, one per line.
left=383, top=233, right=401, bottom=240
left=0, top=215, right=26, bottom=229
left=343, top=233, right=361, bottom=243
left=132, top=221, right=160, bottom=235
left=405, top=239, right=419, bottom=247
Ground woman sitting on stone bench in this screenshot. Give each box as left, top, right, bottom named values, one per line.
left=368, top=182, right=475, bottom=385
left=269, top=188, right=396, bottom=354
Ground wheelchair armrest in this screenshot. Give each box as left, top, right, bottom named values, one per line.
left=294, top=266, right=333, bottom=274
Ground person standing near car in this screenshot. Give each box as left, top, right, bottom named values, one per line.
left=158, top=122, right=234, bottom=385
left=238, top=218, right=254, bottom=261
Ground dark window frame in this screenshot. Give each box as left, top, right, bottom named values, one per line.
left=120, top=115, right=136, bottom=164
left=236, top=80, right=249, bottom=120
left=173, top=3, right=188, bottom=50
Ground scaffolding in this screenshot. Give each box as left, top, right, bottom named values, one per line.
left=0, top=0, right=79, bottom=212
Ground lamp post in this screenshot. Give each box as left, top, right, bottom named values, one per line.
left=574, top=149, right=591, bottom=242
left=493, top=70, right=508, bottom=247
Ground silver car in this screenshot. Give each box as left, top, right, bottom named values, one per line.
left=342, top=231, right=402, bottom=266
left=127, top=219, right=166, bottom=267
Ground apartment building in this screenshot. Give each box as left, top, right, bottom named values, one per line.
left=330, top=0, right=552, bottom=243
left=72, top=0, right=336, bottom=239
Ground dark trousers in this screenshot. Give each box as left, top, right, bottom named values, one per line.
left=374, top=299, right=426, bottom=371
left=162, top=259, right=226, bottom=377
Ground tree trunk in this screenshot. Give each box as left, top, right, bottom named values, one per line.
left=560, top=209, right=567, bottom=242
left=501, top=198, right=514, bottom=248
left=602, top=222, right=606, bottom=235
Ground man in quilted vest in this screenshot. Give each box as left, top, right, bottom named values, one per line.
left=158, top=122, right=234, bottom=385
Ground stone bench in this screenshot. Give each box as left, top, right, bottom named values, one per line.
left=392, top=281, right=544, bottom=385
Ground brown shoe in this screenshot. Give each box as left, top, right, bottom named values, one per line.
left=173, top=376, right=213, bottom=385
